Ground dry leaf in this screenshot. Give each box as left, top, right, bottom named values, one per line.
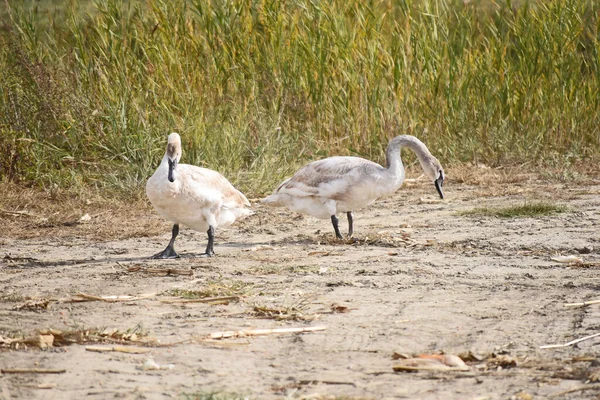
left=487, top=354, right=517, bottom=368
left=589, top=368, right=600, bottom=382
left=330, top=304, right=350, bottom=313
left=514, top=391, right=533, bottom=400
left=309, top=251, right=330, bottom=256
left=418, top=354, right=468, bottom=368
left=551, top=255, right=583, bottom=264
left=458, top=351, right=484, bottom=362
left=393, top=354, right=469, bottom=372
left=392, top=352, right=410, bottom=360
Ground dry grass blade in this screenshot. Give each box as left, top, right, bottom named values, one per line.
left=565, top=299, right=600, bottom=308
left=550, top=383, right=600, bottom=398
left=16, top=383, right=57, bottom=389
left=393, top=354, right=469, bottom=372
left=160, top=296, right=239, bottom=304
left=540, top=332, right=600, bottom=349
left=85, top=346, right=151, bottom=354
left=0, top=208, right=45, bottom=218
left=207, top=326, right=326, bottom=340
left=551, top=255, right=584, bottom=264
left=127, top=266, right=193, bottom=276
left=65, top=292, right=156, bottom=303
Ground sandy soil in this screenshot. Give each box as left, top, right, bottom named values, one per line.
left=1, top=174, right=600, bottom=400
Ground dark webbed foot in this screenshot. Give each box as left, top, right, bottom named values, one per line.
left=151, top=247, right=180, bottom=259
left=151, top=224, right=180, bottom=259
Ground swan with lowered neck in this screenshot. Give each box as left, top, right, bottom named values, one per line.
left=262, top=135, right=444, bottom=239
left=146, top=133, right=252, bottom=258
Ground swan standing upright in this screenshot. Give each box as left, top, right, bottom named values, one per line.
left=262, top=135, right=444, bottom=239
left=146, top=133, right=252, bottom=258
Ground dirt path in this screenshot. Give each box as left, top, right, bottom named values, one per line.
left=1, top=178, right=600, bottom=399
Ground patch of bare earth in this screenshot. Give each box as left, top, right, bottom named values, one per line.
left=1, top=165, right=600, bottom=399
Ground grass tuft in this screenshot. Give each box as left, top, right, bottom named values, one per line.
left=460, top=202, right=568, bottom=218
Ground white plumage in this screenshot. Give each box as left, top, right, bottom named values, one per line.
left=262, top=135, right=444, bottom=238
left=146, top=133, right=251, bottom=258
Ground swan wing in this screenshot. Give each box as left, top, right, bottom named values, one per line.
left=181, top=165, right=251, bottom=208
left=276, top=157, right=380, bottom=199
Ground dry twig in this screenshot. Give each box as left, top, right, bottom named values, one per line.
left=62, top=292, right=156, bottom=303
left=565, top=299, right=600, bottom=308
left=550, top=383, right=600, bottom=397
left=160, top=296, right=239, bottom=304
left=127, top=266, right=193, bottom=276
left=208, top=326, right=326, bottom=339
left=540, top=332, right=600, bottom=349
left=1, top=368, right=66, bottom=374
left=85, top=345, right=151, bottom=354
left=0, top=208, right=44, bottom=218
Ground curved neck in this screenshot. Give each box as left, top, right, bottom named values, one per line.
left=385, top=135, right=433, bottom=173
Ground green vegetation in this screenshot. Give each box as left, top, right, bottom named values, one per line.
left=1, top=0, right=599, bottom=195
left=460, top=201, right=568, bottom=218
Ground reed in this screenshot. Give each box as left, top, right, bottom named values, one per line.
left=1, top=0, right=598, bottom=195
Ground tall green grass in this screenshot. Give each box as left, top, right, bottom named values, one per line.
left=1, top=0, right=599, bottom=195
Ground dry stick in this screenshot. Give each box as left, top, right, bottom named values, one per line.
left=392, top=364, right=470, bottom=372
left=128, top=266, right=193, bottom=276
left=85, top=346, right=151, bottom=354
left=160, top=296, right=239, bottom=304
left=208, top=325, right=326, bottom=340
left=73, top=292, right=156, bottom=302
left=565, top=299, right=600, bottom=308
left=550, top=383, right=600, bottom=398
left=0, top=208, right=44, bottom=218
left=1, top=368, right=66, bottom=374
left=16, top=383, right=57, bottom=389
left=540, top=332, right=600, bottom=349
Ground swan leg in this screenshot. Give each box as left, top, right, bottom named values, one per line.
left=152, top=224, right=180, bottom=259
left=331, top=215, right=343, bottom=239
left=200, top=225, right=215, bottom=257
left=347, top=211, right=354, bottom=237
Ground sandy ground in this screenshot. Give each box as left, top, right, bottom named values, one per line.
left=1, top=174, right=600, bottom=400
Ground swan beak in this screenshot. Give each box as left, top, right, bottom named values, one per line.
left=168, top=158, right=177, bottom=183
left=434, top=177, right=444, bottom=199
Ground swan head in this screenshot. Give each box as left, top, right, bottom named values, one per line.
left=166, top=132, right=182, bottom=183
left=420, top=155, right=444, bottom=199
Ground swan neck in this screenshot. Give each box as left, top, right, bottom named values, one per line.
left=386, top=135, right=432, bottom=166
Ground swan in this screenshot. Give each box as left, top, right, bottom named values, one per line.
left=146, top=133, right=252, bottom=258
left=262, top=135, right=444, bottom=239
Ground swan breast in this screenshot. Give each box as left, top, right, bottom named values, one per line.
left=147, top=164, right=251, bottom=230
